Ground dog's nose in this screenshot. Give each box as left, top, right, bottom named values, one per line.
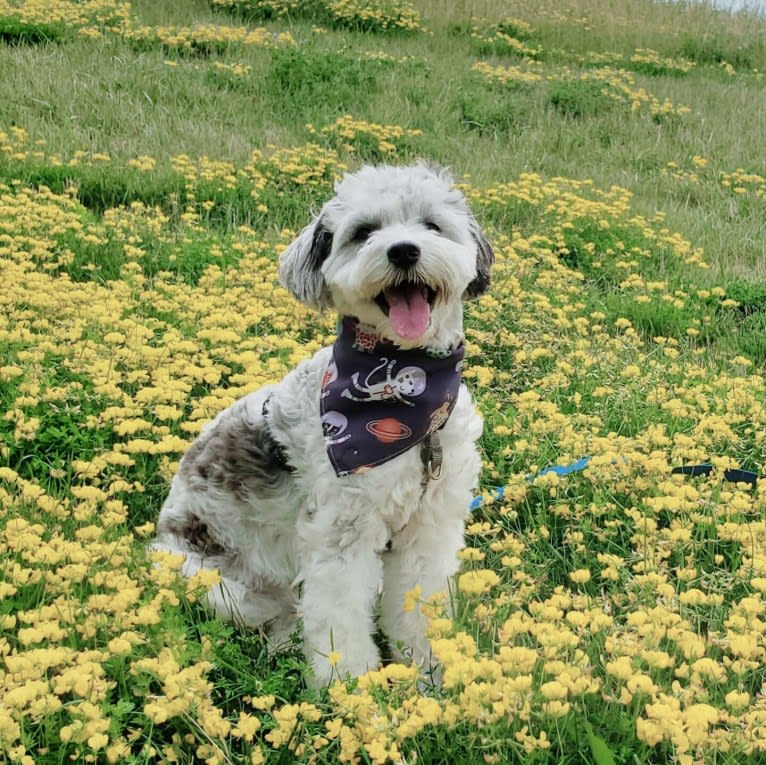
left=387, top=242, right=420, bottom=269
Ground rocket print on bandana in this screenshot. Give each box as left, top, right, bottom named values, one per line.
left=321, top=317, right=464, bottom=476
left=321, top=359, right=338, bottom=398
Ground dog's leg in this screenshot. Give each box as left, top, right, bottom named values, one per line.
left=380, top=447, right=480, bottom=675
left=296, top=510, right=388, bottom=686
left=380, top=513, right=465, bottom=674
left=151, top=532, right=296, bottom=637
left=207, top=575, right=298, bottom=652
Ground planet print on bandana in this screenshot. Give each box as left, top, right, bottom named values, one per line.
left=321, top=317, right=464, bottom=476
left=365, top=418, right=413, bottom=444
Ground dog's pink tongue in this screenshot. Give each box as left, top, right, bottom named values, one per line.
left=386, top=286, right=430, bottom=339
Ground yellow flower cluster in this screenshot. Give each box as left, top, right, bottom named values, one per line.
left=360, top=49, right=421, bottom=64
left=474, top=60, right=692, bottom=118
left=579, top=66, right=692, bottom=117
left=662, top=156, right=766, bottom=206
left=0, top=0, right=130, bottom=34
left=470, top=27, right=542, bottom=59
left=469, top=17, right=541, bottom=58
left=0, top=0, right=294, bottom=50
left=721, top=168, right=766, bottom=202
left=662, top=158, right=704, bottom=185
left=308, top=115, right=422, bottom=156
left=124, top=22, right=295, bottom=52
left=325, top=0, right=422, bottom=32
left=2, top=120, right=765, bottom=762
left=212, top=0, right=422, bottom=33
left=212, top=60, right=253, bottom=78
left=0, top=470, right=226, bottom=763
left=0, top=127, right=344, bottom=225
left=574, top=48, right=697, bottom=76
left=472, top=59, right=544, bottom=87
left=469, top=15, right=692, bottom=80
left=630, top=47, right=695, bottom=75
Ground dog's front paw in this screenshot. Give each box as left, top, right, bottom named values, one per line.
left=306, top=645, right=381, bottom=688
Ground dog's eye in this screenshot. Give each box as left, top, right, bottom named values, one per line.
left=352, top=225, right=375, bottom=242
left=424, top=220, right=441, bottom=233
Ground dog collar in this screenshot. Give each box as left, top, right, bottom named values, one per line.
left=321, top=317, right=464, bottom=477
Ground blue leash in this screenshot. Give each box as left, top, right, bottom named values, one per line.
left=470, top=458, right=759, bottom=511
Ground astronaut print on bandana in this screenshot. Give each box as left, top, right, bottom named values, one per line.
left=321, top=317, right=464, bottom=476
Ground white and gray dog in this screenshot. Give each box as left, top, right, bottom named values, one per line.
left=152, top=163, right=493, bottom=686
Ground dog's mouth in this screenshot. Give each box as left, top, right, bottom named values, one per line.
left=374, top=280, right=438, bottom=340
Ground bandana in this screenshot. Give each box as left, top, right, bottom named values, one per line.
left=321, top=317, right=464, bottom=476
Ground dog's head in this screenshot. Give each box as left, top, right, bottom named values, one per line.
left=279, top=163, right=494, bottom=346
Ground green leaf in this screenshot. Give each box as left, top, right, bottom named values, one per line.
left=584, top=721, right=617, bottom=765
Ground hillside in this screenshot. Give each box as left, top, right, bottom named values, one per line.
left=1, top=1, right=766, bottom=763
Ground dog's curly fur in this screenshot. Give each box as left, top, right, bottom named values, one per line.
left=151, top=163, right=493, bottom=686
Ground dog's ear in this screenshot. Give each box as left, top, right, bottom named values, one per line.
left=464, top=214, right=495, bottom=298
left=279, top=213, right=334, bottom=311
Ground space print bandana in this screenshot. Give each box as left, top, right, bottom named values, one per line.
left=321, top=317, right=464, bottom=476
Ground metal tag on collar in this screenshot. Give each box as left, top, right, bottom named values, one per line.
left=421, top=432, right=443, bottom=482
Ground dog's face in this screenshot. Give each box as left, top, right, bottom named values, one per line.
left=279, top=163, right=494, bottom=346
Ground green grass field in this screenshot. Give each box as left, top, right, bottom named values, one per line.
left=2, top=0, right=766, bottom=763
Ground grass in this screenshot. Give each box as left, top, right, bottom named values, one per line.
left=2, top=0, right=761, bottom=272
left=2, top=0, right=766, bottom=763
left=265, top=47, right=383, bottom=119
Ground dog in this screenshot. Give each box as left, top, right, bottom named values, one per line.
left=151, top=163, right=493, bottom=686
